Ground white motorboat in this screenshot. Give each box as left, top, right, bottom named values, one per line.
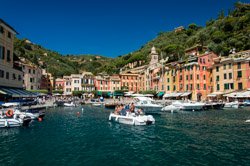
left=224, top=101, right=239, bottom=109
left=134, top=97, right=163, bottom=114
left=161, top=104, right=181, bottom=112
left=0, top=113, right=32, bottom=128
left=109, top=112, right=155, bottom=125
left=14, top=109, right=39, bottom=120
left=245, top=119, right=250, bottom=123
left=171, top=101, right=205, bottom=111
left=92, top=103, right=102, bottom=107
left=64, top=102, right=76, bottom=107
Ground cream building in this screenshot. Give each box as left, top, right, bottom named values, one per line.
left=0, top=19, right=23, bottom=89
left=21, top=61, right=42, bottom=90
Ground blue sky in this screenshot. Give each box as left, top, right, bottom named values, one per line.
left=0, top=0, right=247, bottom=57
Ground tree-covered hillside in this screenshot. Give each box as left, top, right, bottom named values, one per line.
left=14, top=38, right=113, bottom=77
left=14, top=2, right=250, bottom=76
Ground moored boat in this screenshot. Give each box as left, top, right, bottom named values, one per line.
left=109, top=112, right=155, bottom=125
left=134, top=97, right=163, bottom=114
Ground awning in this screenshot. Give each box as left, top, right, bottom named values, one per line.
left=208, top=92, right=224, bottom=97
left=0, top=90, right=7, bottom=95
left=171, top=92, right=183, bottom=97
left=163, top=93, right=172, bottom=98
left=157, top=92, right=165, bottom=97
left=224, top=91, right=250, bottom=98
left=0, top=87, right=37, bottom=98
left=180, top=92, right=192, bottom=97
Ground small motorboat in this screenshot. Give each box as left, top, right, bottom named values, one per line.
left=224, top=101, right=239, bottom=109
left=134, top=97, right=163, bottom=114
left=169, top=101, right=205, bottom=111
left=109, top=112, right=155, bottom=125
left=64, top=102, right=76, bottom=107
left=245, top=119, right=250, bottom=123
left=161, top=104, right=181, bottom=113
left=92, top=103, right=102, bottom=107
left=0, top=113, right=32, bottom=128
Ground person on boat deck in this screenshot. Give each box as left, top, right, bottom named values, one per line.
left=135, top=108, right=143, bottom=115
left=114, top=105, right=121, bottom=115
left=119, top=104, right=126, bottom=116
left=130, top=103, right=135, bottom=113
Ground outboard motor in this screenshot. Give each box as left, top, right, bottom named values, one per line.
left=22, top=116, right=32, bottom=127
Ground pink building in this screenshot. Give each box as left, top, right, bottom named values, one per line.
left=55, top=78, right=65, bottom=90
left=94, top=75, right=111, bottom=91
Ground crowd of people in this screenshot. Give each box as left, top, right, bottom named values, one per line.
left=114, top=103, right=143, bottom=116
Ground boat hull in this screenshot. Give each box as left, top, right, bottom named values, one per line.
left=109, top=113, right=155, bottom=126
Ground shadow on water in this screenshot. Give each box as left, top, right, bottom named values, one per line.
left=0, top=106, right=249, bottom=165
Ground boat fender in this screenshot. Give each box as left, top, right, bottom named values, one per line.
left=6, top=109, right=14, bottom=118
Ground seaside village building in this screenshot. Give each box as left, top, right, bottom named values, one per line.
left=62, top=72, right=95, bottom=95
left=0, top=19, right=36, bottom=101
left=211, top=50, right=250, bottom=100
left=40, top=69, right=54, bottom=94
left=20, top=58, right=42, bottom=90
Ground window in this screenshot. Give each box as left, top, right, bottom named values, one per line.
left=223, top=64, right=226, bottom=70
left=0, top=70, right=4, bottom=78
left=237, top=62, right=241, bottom=69
left=167, top=86, right=170, bottom=91
left=186, top=85, right=188, bottom=91
left=190, top=84, right=193, bottom=90
left=199, top=58, right=202, bottom=63
left=29, top=69, right=31, bottom=74
left=12, top=73, right=16, bottom=80
left=0, top=45, right=5, bottom=60
left=173, top=77, right=176, bottom=82
left=30, top=78, right=33, bottom=82
left=224, top=83, right=229, bottom=90
left=203, top=59, right=205, bottom=64
left=230, top=83, right=234, bottom=89
left=203, top=75, right=206, bottom=80
left=173, top=85, right=176, bottom=91
left=190, top=74, right=193, bottom=80
left=224, top=73, right=227, bottom=79
left=229, top=63, right=232, bottom=69
left=180, top=84, right=183, bottom=89
left=180, top=75, right=182, bottom=81
left=100, top=81, right=102, bottom=85
left=0, top=26, right=4, bottom=34
left=217, top=84, right=220, bottom=91
left=237, top=71, right=242, bottom=78
left=216, top=66, right=219, bottom=72
left=229, top=73, right=232, bottom=79
left=197, top=75, right=199, bottom=80
left=204, top=84, right=206, bottom=90
left=203, top=66, right=206, bottom=71
left=6, top=72, right=9, bottom=79
left=186, top=75, right=188, bottom=80
left=33, top=70, right=35, bottom=74
left=216, top=76, right=219, bottom=81
left=167, top=78, right=170, bottom=83
left=7, top=50, right=11, bottom=62
left=197, top=84, right=200, bottom=90
left=7, top=32, right=11, bottom=38
left=238, top=83, right=243, bottom=90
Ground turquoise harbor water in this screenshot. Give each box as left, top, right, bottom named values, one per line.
left=0, top=106, right=250, bottom=166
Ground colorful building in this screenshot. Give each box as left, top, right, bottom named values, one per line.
left=110, top=75, right=121, bottom=91
left=120, top=73, right=139, bottom=92
left=21, top=60, right=42, bottom=90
